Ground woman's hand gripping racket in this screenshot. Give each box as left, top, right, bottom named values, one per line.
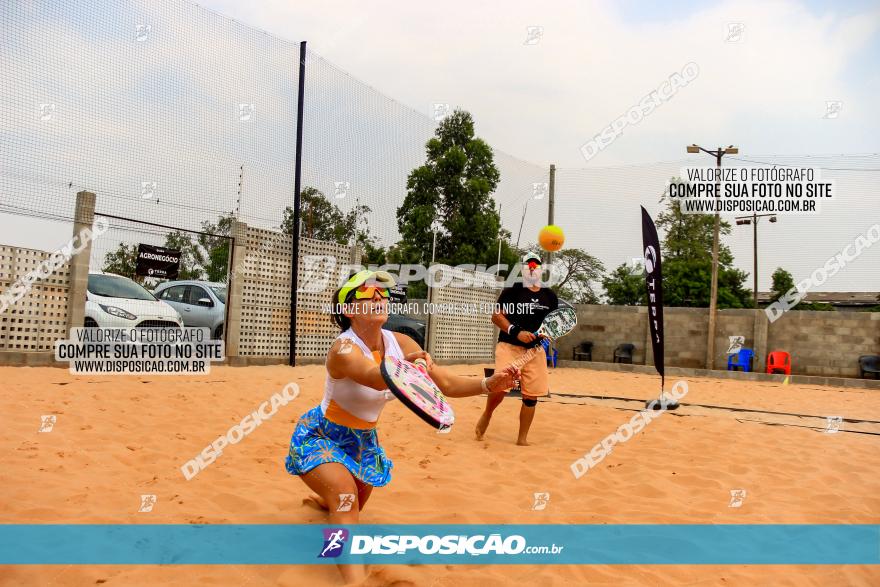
left=380, top=356, right=455, bottom=431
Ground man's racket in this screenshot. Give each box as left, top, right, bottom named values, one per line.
left=380, top=356, right=454, bottom=431
left=507, top=301, right=579, bottom=386
left=536, top=301, right=577, bottom=341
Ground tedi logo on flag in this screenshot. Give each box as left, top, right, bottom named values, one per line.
left=319, top=528, right=349, bottom=558
left=641, top=207, right=664, bottom=377
left=644, top=245, right=657, bottom=274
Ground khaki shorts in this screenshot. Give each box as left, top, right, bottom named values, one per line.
left=495, top=341, right=549, bottom=397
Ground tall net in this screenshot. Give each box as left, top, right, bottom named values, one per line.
left=3, top=0, right=876, bottom=361
left=301, top=50, right=549, bottom=258
left=1, top=0, right=300, bottom=235
left=1, top=0, right=550, bottom=359
left=554, top=154, right=880, bottom=293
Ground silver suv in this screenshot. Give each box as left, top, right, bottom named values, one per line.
left=153, top=281, right=227, bottom=339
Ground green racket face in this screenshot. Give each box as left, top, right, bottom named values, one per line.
left=538, top=307, right=577, bottom=339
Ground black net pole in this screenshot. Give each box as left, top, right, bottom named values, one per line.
left=289, top=40, right=307, bottom=367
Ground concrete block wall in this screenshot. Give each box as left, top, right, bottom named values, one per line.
left=664, top=308, right=710, bottom=368
left=227, top=219, right=361, bottom=359
left=0, top=246, right=71, bottom=351
left=562, top=303, right=879, bottom=378
left=557, top=305, right=648, bottom=364
left=0, top=190, right=92, bottom=354
left=766, top=310, right=880, bottom=378
left=426, top=267, right=498, bottom=362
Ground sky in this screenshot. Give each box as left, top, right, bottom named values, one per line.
left=2, top=0, right=878, bottom=293
left=199, top=0, right=880, bottom=167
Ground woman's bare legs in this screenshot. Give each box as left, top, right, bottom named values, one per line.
left=303, top=475, right=374, bottom=511
left=301, top=462, right=369, bottom=584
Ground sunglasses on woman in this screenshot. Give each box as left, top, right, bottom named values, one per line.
left=353, top=284, right=390, bottom=300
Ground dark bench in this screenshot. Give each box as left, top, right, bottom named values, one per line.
left=573, top=341, right=593, bottom=361
left=859, top=355, right=880, bottom=379
left=613, top=343, right=635, bottom=364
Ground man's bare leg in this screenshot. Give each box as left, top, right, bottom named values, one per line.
left=517, top=399, right=536, bottom=446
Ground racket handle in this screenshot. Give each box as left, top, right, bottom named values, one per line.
left=413, top=358, right=429, bottom=375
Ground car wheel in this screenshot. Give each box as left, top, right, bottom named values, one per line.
left=84, top=318, right=98, bottom=328
left=214, top=324, right=224, bottom=340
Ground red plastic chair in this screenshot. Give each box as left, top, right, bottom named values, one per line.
left=766, top=351, right=791, bottom=375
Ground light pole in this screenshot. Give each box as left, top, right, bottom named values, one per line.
left=547, top=163, right=555, bottom=266
left=686, top=144, right=738, bottom=370
left=496, top=203, right=502, bottom=276
left=735, top=213, right=777, bottom=308
left=431, top=221, right=439, bottom=264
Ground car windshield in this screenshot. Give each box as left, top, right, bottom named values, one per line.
left=209, top=286, right=227, bottom=304
left=88, top=274, right=156, bottom=301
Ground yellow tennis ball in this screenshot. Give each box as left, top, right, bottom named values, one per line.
left=538, top=225, right=565, bottom=252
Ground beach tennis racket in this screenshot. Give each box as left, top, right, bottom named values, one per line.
left=380, top=356, right=454, bottom=431
left=535, top=302, right=578, bottom=341
left=506, top=301, right=579, bottom=389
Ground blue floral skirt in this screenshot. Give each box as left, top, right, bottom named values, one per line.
left=285, top=405, right=393, bottom=487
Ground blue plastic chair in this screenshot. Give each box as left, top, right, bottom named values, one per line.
left=541, top=338, right=558, bottom=368
left=727, top=348, right=754, bottom=372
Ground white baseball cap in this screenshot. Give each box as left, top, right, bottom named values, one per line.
left=522, top=252, right=542, bottom=264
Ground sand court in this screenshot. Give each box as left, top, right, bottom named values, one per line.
left=1, top=364, right=878, bottom=586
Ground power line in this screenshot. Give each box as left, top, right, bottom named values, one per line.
left=727, top=156, right=880, bottom=171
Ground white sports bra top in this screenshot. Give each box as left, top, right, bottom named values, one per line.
left=320, top=328, right=403, bottom=429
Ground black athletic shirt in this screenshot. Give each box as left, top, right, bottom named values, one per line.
left=496, top=284, right=558, bottom=348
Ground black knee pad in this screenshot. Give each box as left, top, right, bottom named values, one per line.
left=522, top=397, right=538, bottom=407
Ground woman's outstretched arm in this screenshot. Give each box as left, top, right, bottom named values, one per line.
left=392, top=332, right=519, bottom=398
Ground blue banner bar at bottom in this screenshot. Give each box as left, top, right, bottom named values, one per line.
left=0, top=525, right=877, bottom=565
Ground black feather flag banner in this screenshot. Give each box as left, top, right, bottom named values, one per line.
left=640, top=206, right=664, bottom=387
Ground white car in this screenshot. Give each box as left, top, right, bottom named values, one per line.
left=84, top=272, right=183, bottom=328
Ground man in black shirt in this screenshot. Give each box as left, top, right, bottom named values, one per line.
left=476, top=252, right=558, bottom=445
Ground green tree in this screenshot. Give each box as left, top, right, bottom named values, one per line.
left=654, top=179, right=752, bottom=308
left=497, top=229, right=524, bottom=279
left=603, top=263, right=646, bottom=305
left=657, top=195, right=733, bottom=267
left=101, top=215, right=232, bottom=286
left=342, top=198, right=382, bottom=259
left=770, top=267, right=834, bottom=311
left=283, top=187, right=344, bottom=242
left=397, top=109, right=502, bottom=269
left=197, top=214, right=234, bottom=282
left=770, top=267, right=796, bottom=301
left=361, top=241, right=388, bottom=266
left=163, top=230, right=205, bottom=281
left=659, top=257, right=751, bottom=308
left=102, top=243, right=140, bottom=281
left=282, top=188, right=381, bottom=262
left=550, top=248, right=605, bottom=304
left=601, top=179, right=752, bottom=307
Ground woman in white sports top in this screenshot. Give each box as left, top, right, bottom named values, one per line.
left=285, top=269, right=517, bottom=582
